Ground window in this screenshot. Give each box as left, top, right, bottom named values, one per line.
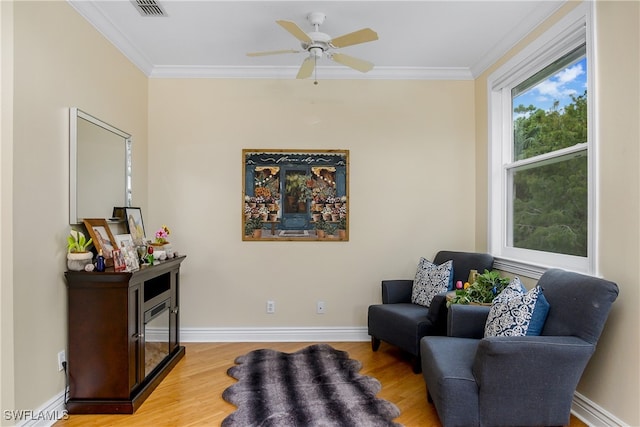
left=488, top=3, right=594, bottom=275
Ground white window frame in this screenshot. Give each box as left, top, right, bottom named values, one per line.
left=487, top=2, right=596, bottom=278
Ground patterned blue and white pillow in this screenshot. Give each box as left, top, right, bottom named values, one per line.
left=484, top=277, right=550, bottom=337
left=411, top=258, right=453, bottom=307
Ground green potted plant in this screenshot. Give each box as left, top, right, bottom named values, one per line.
left=67, top=229, right=94, bottom=271
left=324, top=221, right=338, bottom=238
left=244, top=216, right=264, bottom=238
left=337, top=217, right=347, bottom=240
left=447, top=269, right=510, bottom=306
left=313, top=217, right=327, bottom=238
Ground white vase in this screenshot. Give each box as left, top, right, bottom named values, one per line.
left=67, top=252, right=93, bottom=271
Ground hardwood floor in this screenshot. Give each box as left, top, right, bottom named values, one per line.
left=54, top=341, right=587, bottom=427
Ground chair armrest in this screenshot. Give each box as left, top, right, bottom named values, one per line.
left=381, top=280, right=413, bottom=304
left=424, top=293, right=449, bottom=336
left=447, top=304, right=491, bottom=338
left=472, top=336, right=595, bottom=423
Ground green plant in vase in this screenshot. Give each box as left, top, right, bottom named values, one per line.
left=67, top=230, right=93, bottom=253
left=67, top=230, right=94, bottom=271
left=447, top=269, right=510, bottom=306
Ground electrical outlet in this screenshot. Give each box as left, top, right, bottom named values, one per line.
left=317, top=301, right=325, bottom=314
left=266, top=300, right=275, bottom=314
left=57, top=350, right=66, bottom=372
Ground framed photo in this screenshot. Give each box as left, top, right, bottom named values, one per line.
left=242, top=149, right=349, bottom=242
left=115, top=233, right=140, bottom=272
left=83, top=218, right=117, bottom=259
left=112, top=249, right=126, bottom=272
left=124, top=207, right=146, bottom=246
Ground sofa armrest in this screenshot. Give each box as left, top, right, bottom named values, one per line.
left=472, top=336, right=595, bottom=425
left=423, top=293, right=449, bottom=336
left=381, top=280, right=413, bottom=304
left=447, top=304, right=491, bottom=338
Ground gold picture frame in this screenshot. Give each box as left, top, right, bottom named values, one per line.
left=83, top=218, right=117, bottom=260
left=242, top=149, right=349, bottom=241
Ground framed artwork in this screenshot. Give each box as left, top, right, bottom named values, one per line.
left=124, top=207, right=146, bottom=246
left=115, top=233, right=140, bottom=272
left=83, top=218, right=117, bottom=259
left=242, top=149, right=349, bottom=242
left=112, top=206, right=126, bottom=221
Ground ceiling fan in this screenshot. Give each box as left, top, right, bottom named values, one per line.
left=247, top=12, right=379, bottom=82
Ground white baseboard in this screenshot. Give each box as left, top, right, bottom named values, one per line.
left=179, top=326, right=371, bottom=343
left=572, top=391, right=627, bottom=427
left=13, top=387, right=68, bottom=427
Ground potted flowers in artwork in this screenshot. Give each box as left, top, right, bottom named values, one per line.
left=67, top=230, right=93, bottom=271
left=337, top=216, right=347, bottom=240
left=244, top=216, right=264, bottom=238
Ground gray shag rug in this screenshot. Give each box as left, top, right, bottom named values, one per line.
left=222, top=343, right=402, bottom=427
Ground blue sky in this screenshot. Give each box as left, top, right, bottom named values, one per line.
left=513, top=57, right=587, bottom=114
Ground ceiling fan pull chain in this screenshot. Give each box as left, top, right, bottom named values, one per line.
left=314, top=55, right=318, bottom=85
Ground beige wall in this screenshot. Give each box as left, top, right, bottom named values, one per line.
left=7, top=0, right=148, bottom=415
left=147, top=78, right=476, bottom=328
left=1, top=0, right=16, bottom=418
left=474, top=2, right=640, bottom=425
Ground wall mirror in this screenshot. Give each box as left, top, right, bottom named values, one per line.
left=70, top=108, right=132, bottom=225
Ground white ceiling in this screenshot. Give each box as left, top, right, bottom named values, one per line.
left=69, top=0, right=566, bottom=80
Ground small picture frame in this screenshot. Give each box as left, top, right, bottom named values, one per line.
left=83, top=218, right=117, bottom=260
left=115, top=233, right=140, bottom=272
left=112, top=249, right=126, bottom=272
left=124, top=207, right=146, bottom=246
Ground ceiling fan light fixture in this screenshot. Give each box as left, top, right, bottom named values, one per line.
left=248, top=11, right=378, bottom=81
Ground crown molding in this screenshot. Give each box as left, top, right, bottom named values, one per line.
left=68, top=0, right=154, bottom=75
left=148, top=65, right=473, bottom=80
left=469, top=0, right=566, bottom=77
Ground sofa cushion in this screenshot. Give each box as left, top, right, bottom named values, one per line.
left=411, top=258, right=453, bottom=307
left=484, top=277, right=550, bottom=337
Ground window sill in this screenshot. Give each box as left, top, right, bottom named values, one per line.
left=493, top=257, right=548, bottom=280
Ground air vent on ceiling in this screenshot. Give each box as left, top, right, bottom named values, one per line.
left=131, top=0, right=167, bottom=17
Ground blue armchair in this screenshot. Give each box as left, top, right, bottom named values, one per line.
left=367, top=250, right=494, bottom=373
left=420, top=268, right=619, bottom=427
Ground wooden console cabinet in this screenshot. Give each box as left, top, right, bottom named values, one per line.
left=65, top=256, right=186, bottom=414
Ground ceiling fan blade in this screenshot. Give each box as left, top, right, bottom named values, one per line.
left=330, top=53, right=374, bottom=73
left=296, top=57, right=315, bottom=79
left=247, top=49, right=300, bottom=57
left=276, top=20, right=312, bottom=43
left=330, top=28, right=378, bottom=48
